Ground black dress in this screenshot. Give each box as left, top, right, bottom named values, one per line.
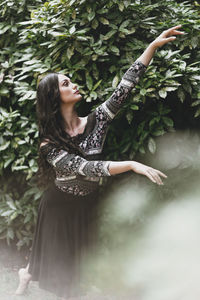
left=28, top=60, right=147, bottom=298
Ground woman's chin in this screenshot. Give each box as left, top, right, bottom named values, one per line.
left=76, top=94, right=82, bottom=101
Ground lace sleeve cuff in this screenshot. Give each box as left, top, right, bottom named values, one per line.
left=121, top=60, right=147, bottom=88
left=79, top=160, right=111, bottom=177
left=41, top=144, right=111, bottom=178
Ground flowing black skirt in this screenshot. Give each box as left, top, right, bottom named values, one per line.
left=28, top=184, right=101, bottom=298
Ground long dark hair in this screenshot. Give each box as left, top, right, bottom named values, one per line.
left=36, top=73, right=81, bottom=189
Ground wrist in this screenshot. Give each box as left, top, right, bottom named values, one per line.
left=149, top=41, right=158, bottom=51
left=129, top=161, right=138, bottom=172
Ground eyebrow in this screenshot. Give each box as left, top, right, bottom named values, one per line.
left=61, top=78, right=70, bottom=83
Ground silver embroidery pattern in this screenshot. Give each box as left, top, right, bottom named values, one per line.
left=45, top=147, right=111, bottom=178
left=41, top=60, right=147, bottom=196
left=100, top=60, right=147, bottom=118
left=78, top=60, right=147, bottom=156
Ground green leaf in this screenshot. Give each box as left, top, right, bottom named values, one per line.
left=67, top=47, right=74, bottom=59
left=0, top=87, right=9, bottom=96
left=93, top=80, right=102, bottom=91
left=110, top=45, right=119, bottom=55
left=194, top=108, right=200, bottom=118
left=177, top=88, right=185, bottom=103
left=126, top=112, right=133, bottom=124
left=121, top=142, right=131, bottom=153
left=7, top=228, right=14, bottom=240
left=31, top=166, right=38, bottom=172
left=29, top=159, right=35, bottom=167
left=90, top=91, right=97, bottom=100
left=162, top=116, right=174, bottom=127
left=86, top=75, right=93, bottom=90
left=191, top=75, right=200, bottom=80
left=92, top=19, right=98, bottom=29
left=88, top=11, right=95, bottom=21
left=137, top=121, right=145, bottom=135
left=118, top=3, right=124, bottom=11
left=6, top=199, right=16, bottom=210
left=191, top=100, right=200, bottom=107
left=99, top=17, right=109, bottom=25
left=69, top=25, right=76, bottom=34
left=139, top=146, right=145, bottom=154
left=1, top=210, right=13, bottom=217
left=103, top=29, right=116, bottom=40
left=0, top=141, right=10, bottom=151
left=10, top=211, right=18, bottom=221
left=0, top=25, right=10, bottom=34
left=148, top=137, right=156, bottom=154
left=164, top=87, right=178, bottom=92
left=161, top=108, right=171, bottom=115
left=152, top=128, right=165, bottom=136
left=140, top=88, right=147, bottom=96
left=130, top=105, right=139, bottom=110
left=149, top=117, right=160, bottom=128
left=159, top=89, right=167, bottom=99
left=86, top=96, right=92, bottom=102
left=112, top=75, right=119, bottom=88
left=24, top=214, right=32, bottom=224
left=12, top=166, right=28, bottom=171
left=4, top=158, right=13, bottom=168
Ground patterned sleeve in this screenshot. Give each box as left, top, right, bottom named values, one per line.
left=96, top=60, right=147, bottom=122
left=41, top=143, right=111, bottom=177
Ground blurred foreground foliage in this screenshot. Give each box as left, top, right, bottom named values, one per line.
left=0, top=0, right=200, bottom=249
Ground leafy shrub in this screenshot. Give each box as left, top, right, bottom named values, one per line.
left=0, top=0, right=200, bottom=248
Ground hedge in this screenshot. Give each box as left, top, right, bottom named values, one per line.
left=0, top=0, right=200, bottom=249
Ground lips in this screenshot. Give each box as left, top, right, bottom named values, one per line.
left=74, top=90, right=79, bottom=94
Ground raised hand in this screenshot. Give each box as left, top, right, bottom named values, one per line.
left=151, top=24, right=185, bottom=49
left=136, top=24, right=185, bottom=67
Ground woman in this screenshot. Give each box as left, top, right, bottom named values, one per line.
left=15, top=25, right=184, bottom=299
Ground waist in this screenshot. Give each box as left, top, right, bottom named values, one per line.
left=54, top=176, right=101, bottom=196
left=56, top=175, right=102, bottom=184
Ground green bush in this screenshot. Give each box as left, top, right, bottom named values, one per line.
left=0, top=0, right=200, bottom=248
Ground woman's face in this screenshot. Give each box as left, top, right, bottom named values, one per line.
left=58, top=74, right=82, bottom=104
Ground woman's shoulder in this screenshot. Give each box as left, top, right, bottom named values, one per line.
left=40, top=139, right=50, bottom=148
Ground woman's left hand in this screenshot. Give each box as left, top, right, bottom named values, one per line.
left=131, top=161, right=167, bottom=185
left=151, top=24, right=185, bottom=49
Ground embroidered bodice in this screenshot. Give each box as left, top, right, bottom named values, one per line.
left=40, top=60, right=147, bottom=196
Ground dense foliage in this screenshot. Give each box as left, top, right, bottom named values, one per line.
left=0, top=0, right=200, bottom=249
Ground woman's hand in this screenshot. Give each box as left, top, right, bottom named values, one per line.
left=131, top=161, right=167, bottom=185
left=151, top=24, right=185, bottom=49
left=136, top=24, right=185, bottom=67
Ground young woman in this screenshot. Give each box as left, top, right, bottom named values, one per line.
left=15, top=25, right=184, bottom=299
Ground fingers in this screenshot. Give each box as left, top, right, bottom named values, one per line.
left=146, top=168, right=168, bottom=185
left=147, top=169, right=163, bottom=185
left=165, top=36, right=177, bottom=42
left=155, top=170, right=168, bottom=178
left=145, top=171, right=157, bottom=184
left=162, top=24, right=185, bottom=38
left=161, top=35, right=180, bottom=46
left=166, top=24, right=182, bottom=33
left=170, top=24, right=182, bottom=30
left=173, top=30, right=185, bottom=35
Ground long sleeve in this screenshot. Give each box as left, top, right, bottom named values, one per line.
left=41, top=143, right=111, bottom=178
left=96, top=60, right=147, bottom=122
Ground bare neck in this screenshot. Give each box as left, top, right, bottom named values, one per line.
left=60, top=103, right=87, bottom=137
left=60, top=103, right=80, bottom=130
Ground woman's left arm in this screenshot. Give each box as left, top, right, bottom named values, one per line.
left=96, top=24, right=184, bottom=123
